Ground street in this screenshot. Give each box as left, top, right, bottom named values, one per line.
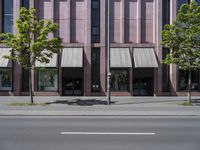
left=0, top=116, right=200, bottom=150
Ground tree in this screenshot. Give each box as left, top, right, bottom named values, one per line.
left=0, top=7, right=63, bottom=103
left=162, top=0, right=200, bottom=102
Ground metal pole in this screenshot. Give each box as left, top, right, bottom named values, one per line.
left=107, top=0, right=111, bottom=105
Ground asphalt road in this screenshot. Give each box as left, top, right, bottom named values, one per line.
left=0, top=117, right=200, bottom=150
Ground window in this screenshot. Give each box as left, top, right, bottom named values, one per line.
left=196, top=0, right=200, bottom=5
left=91, top=0, right=100, bottom=43
left=0, top=69, right=12, bottom=91
left=163, top=0, right=170, bottom=27
left=38, top=69, right=58, bottom=91
left=178, top=69, right=200, bottom=91
left=91, top=48, right=100, bottom=92
left=3, top=0, right=13, bottom=33
left=22, top=69, right=29, bottom=91
left=22, top=0, right=29, bottom=9
left=162, top=48, right=170, bottom=92
left=111, top=69, right=129, bottom=91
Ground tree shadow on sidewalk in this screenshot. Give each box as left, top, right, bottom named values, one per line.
left=46, top=99, right=116, bottom=106
left=114, top=99, right=187, bottom=105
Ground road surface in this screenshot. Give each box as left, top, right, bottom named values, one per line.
left=0, top=116, right=200, bottom=150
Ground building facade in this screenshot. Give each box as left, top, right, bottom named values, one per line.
left=0, top=0, right=200, bottom=96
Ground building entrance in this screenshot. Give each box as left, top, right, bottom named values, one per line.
left=62, top=68, right=83, bottom=96
left=133, top=69, right=154, bottom=96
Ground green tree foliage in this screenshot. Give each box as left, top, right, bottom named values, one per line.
left=162, top=1, right=200, bottom=102
left=0, top=7, right=63, bottom=103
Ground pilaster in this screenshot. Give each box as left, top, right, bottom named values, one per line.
left=170, top=0, right=178, bottom=95
left=84, top=0, right=91, bottom=95
left=137, top=0, right=141, bottom=43
left=154, top=0, right=163, bottom=95
left=100, top=0, right=106, bottom=95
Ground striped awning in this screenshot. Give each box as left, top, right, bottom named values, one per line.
left=0, top=48, right=12, bottom=67
left=133, top=48, right=158, bottom=68
left=35, top=53, right=58, bottom=67
left=61, top=48, right=83, bottom=67
left=110, top=48, right=132, bottom=67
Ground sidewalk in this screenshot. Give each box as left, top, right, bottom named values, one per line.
left=0, top=96, right=200, bottom=116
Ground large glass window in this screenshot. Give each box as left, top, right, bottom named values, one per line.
left=22, top=0, right=29, bottom=9
left=38, top=69, right=58, bottom=91
left=162, top=48, right=170, bottom=92
left=177, top=0, right=189, bottom=10
left=111, top=69, right=129, bottom=91
left=91, top=0, right=100, bottom=43
left=22, top=69, right=29, bottom=91
left=0, top=69, right=12, bottom=91
left=91, top=48, right=100, bottom=92
left=196, top=0, right=200, bottom=5
left=178, top=69, right=200, bottom=91
left=3, top=0, right=13, bottom=33
left=163, top=0, right=170, bottom=27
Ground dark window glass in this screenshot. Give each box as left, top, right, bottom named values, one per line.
left=111, top=69, right=129, bottom=91
left=91, top=0, right=100, bottom=43
left=163, top=0, right=170, bottom=27
left=177, top=0, right=189, bottom=10
left=22, top=0, right=29, bottom=9
left=3, top=0, right=13, bottom=33
left=38, top=69, right=58, bottom=91
left=162, top=48, right=170, bottom=92
left=22, top=69, right=29, bottom=91
left=178, top=69, right=200, bottom=91
left=196, top=0, right=200, bottom=5
left=0, top=69, right=12, bottom=91
left=91, top=48, right=100, bottom=92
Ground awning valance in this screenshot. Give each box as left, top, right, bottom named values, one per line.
left=110, top=48, right=132, bottom=68
left=133, top=48, right=158, bottom=68
left=61, top=48, right=83, bottom=67
left=0, top=48, right=12, bottom=67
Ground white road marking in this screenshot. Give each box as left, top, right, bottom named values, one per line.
left=61, top=132, right=156, bottom=135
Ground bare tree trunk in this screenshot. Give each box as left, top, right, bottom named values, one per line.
left=188, top=69, right=192, bottom=103
left=29, top=67, right=34, bottom=104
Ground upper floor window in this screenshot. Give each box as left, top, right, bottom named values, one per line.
left=3, top=0, right=13, bottom=33
left=196, top=0, right=200, bottom=5
left=177, top=0, right=189, bottom=10
left=163, top=0, right=170, bottom=27
left=91, top=0, right=100, bottom=43
left=22, top=0, right=29, bottom=9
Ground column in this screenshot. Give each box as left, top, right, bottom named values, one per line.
left=0, top=0, right=2, bottom=34
left=100, top=0, right=106, bottom=95
left=121, top=0, right=125, bottom=43
left=13, top=0, right=21, bottom=95
left=170, top=0, right=178, bottom=95
left=137, top=0, right=141, bottom=43
left=154, top=0, right=163, bottom=96
left=84, top=0, right=91, bottom=95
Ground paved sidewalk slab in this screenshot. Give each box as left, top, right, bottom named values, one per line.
left=0, top=96, right=199, bottom=116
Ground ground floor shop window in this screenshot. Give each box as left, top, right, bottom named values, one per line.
left=22, top=68, right=29, bottom=91
left=178, top=69, right=199, bottom=91
left=0, top=69, right=12, bottom=91
left=111, top=69, right=129, bottom=91
left=38, top=69, right=58, bottom=91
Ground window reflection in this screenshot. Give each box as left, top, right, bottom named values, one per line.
left=38, top=69, right=58, bottom=91
left=178, top=69, right=200, bottom=91
left=0, top=69, right=12, bottom=91
left=3, top=0, right=13, bottom=33
left=111, top=69, right=128, bottom=91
